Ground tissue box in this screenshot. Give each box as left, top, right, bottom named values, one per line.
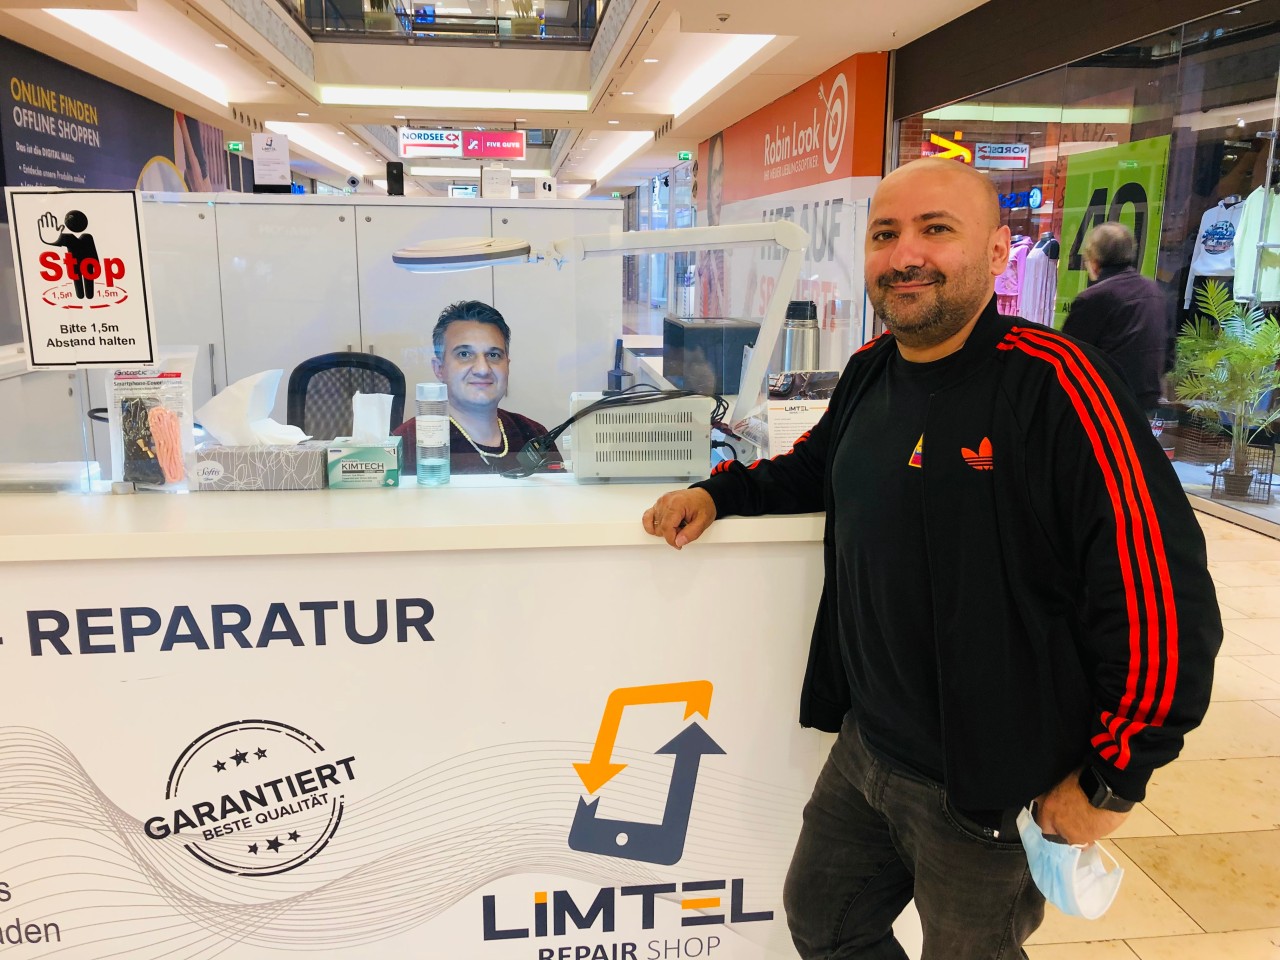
left=192, top=441, right=329, bottom=491
left=327, top=437, right=402, bottom=489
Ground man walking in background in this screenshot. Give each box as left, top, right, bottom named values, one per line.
left=1063, top=221, right=1173, bottom=413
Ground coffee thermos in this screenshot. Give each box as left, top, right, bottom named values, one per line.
left=780, top=300, right=819, bottom=371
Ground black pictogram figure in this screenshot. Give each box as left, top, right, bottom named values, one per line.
left=38, top=209, right=99, bottom=300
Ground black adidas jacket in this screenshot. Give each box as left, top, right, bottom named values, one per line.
left=695, top=299, right=1221, bottom=809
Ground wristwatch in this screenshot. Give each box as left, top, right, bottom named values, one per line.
left=1078, top=765, right=1135, bottom=813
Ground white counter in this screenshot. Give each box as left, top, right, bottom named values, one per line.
left=0, top=477, right=824, bottom=562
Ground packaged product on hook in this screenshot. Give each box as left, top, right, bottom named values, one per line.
left=106, top=346, right=197, bottom=490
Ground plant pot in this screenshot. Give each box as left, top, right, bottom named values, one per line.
left=1220, top=471, right=1255, bottom=499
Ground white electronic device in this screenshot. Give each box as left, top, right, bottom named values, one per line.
left=567, top=392, right=715, bottom=483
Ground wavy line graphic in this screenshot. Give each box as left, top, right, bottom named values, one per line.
left=0, top=727, right=807, bottom=958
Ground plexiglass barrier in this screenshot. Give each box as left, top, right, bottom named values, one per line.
left=0, top=192, right=872, bottom=494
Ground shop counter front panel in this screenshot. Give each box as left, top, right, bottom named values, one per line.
left=0, top=487, right=825, bottom=959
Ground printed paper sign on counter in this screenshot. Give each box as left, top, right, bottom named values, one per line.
left=5, top=187, right=157, bottom=369
left=251, top=132, right=291, bottom=186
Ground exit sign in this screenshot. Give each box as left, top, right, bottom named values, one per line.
left=677, top=151, right=692, bottom=161
left=611, top=191, right=622, bottom=199
left=226, top=141, right=244, bottom=152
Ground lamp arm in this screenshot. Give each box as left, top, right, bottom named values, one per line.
left=548, top=222, right=811, bottom=423
left=730, top=240, right=806, bottom=425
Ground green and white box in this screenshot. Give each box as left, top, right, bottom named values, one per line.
left=327, top=436, right=402, bottom=488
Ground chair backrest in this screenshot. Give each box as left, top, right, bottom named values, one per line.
left=286, top=352, right=406, bottom=441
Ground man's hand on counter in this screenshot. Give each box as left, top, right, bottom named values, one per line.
left=643, top=488, right=717, bottom=550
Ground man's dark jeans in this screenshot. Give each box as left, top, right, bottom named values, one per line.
left=783, top=715, right=1045, bottom=959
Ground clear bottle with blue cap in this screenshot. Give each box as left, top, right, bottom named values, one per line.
left=415, top=382, right=450, bottom=485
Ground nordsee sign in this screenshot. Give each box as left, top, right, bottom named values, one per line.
left=399, top=127, right=462, bottom=158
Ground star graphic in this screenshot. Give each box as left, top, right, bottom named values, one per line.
left=255, top=747, right=267, bottom=759
left=287, top=831, right=300, bottom=842
left=248, top=843, right=259, bottom=855
left=266, top=836, right=283, bottom=853
left=213, top=760, right=226, bottom=772
left=231, top=749, right=249, bottom=766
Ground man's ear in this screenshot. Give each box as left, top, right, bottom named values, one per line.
left=431, top=356, right=443, bottom=380
left=989, top=224, right=1012, bottom=277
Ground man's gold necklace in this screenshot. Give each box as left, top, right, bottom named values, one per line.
left=450, top=416, right=508, bottom=460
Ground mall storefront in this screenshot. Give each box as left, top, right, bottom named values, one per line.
left=893, top=0, right=1280, bottom=533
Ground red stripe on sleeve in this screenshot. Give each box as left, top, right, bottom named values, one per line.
left=1008, top=335, right=1145, bottom=753
left=1011, top=326, right=1181, bottom=768
left=1022, top=329, right=1179, bottom=730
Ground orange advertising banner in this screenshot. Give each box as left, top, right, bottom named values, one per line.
left=698, top=51, right=887, bottom=217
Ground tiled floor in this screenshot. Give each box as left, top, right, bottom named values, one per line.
left=1021, top=510, right=1280, bottom=960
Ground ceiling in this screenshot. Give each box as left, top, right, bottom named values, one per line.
left=0, top=0, right=988, bottom=195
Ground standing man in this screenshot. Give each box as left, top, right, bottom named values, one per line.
left=642, top=158, right=1220, bottom=959
left=1063, top=221, right=1172, bottom=414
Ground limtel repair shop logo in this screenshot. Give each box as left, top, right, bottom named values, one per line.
left=35, top=209, right=129, bottom=308
left=568, top=681, right=722, bottom=866
left=144, top=719, right=357, bottom=877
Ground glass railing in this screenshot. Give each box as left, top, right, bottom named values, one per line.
left=284, top=0, right=605, bottom=44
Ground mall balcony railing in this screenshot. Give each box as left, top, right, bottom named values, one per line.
left=283, top=0, right=604, bottom=46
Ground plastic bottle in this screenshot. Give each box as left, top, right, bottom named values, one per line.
left=415, top=382, right=450, bottom=485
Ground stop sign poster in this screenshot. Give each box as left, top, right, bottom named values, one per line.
left=5, top=187, right=157, bottom=368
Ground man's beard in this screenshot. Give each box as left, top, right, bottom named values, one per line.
left=868, top=263, right=987, bottom=350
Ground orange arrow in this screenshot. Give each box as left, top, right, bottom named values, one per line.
left=928, top=133, right=972, bottom=164
left=573, top=681, right=714, bottom=794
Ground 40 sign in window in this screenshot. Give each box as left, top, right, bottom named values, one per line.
left=4, top=187, right=158, bottom=369
left=1054, top=135, right=1170, bottom=329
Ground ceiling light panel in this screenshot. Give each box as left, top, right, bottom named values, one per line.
left=406, top=166, right=552, bottom=178
left=319, top=86, right=588, bottom=112
left=45, top=8, right=229, bottom=105
left=265, top=121, right=368, bottom=176
left=669, top=34, right=773, bottom=117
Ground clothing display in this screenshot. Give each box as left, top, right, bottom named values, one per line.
left=1232, top=185, right=1280, bottom=302
left=1019, top=232, right=1060, bottom=326
left=1062, top=265, right=1171, bottom=411
left=1184, top=196, right=1243, bottom=307
left=694, top=298, right=1220, bottom=811
left=995, top=234, right=1034, bottom=314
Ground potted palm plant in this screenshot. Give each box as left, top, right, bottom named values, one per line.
left=1174, top=279, right=1280, bottom=500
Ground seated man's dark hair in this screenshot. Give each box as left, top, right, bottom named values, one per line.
left=432, top=300, right=512, bottom=358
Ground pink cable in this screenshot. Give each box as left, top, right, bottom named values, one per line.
left=147, top=406, right=185, bottom=483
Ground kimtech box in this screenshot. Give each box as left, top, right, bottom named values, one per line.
left=327, top=437, right=402, bottom=488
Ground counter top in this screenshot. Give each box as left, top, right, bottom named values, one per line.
left=0, top=476, right=824, bottom=562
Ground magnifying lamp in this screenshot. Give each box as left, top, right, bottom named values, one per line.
left=393, top=221, right=807, bottom=428
left=392, top=236, right=533, bottom=272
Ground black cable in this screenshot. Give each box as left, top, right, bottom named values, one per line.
left=501, top=384, right=726, bottom=478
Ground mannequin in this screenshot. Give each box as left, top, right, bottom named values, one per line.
left=996, top=233, right=1035, bottom=315
left=1184, top=194, right=1243, bottom=310
left=1019, top=231, right=1059, bottom=326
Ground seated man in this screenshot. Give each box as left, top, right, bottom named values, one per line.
left=394, top=300, right=560, bottom=474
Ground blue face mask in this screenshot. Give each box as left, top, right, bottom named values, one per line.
left=1016, top=806, right=1124, bottom=919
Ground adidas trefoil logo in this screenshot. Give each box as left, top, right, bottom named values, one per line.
left=961, top=437, right=993, bottom=471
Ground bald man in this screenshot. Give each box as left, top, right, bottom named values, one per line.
left=643, top=159, right=1220, bottom=959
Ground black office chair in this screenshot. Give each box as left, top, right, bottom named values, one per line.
left=286, top=352, right=406, bottom=441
